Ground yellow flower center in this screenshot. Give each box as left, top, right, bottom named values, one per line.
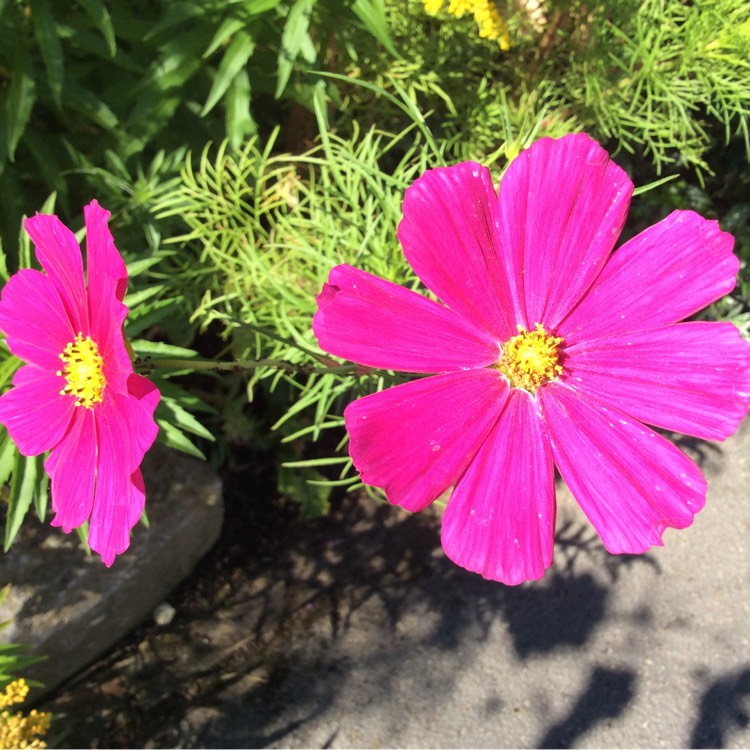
left=56, top=333, right=106, bottom=409
left=497, top=323, right=563, bottom=394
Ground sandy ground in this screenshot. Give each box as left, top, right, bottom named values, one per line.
left=42, top=420, right=750, bottom=748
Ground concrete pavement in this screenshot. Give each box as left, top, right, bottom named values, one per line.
left=184, top=422, right=750, bottom=748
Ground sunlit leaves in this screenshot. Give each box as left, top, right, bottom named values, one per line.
left=153, top=121, right=446, bottom=494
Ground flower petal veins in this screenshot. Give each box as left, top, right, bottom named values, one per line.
left=559, top=210, right=738, bottom=344
left=0, top=269, right=76, bottom=371
left=24, top=213, right=88, bottom=334
left=45, top=406, right=97, bottom=532
left=398, top=160, right=518, bottom=340
left=564, top=321, right=750, bottom=441
left=345, top=369, right=509, bottom=512
left=313, top=264, right=499, bottom=372
left=85, top=200, right=130, bottom=382
left=441, top=390, right=556, bottom=585
left=313, top=132, right=750, bottom=585
left=496, top=133, right=633, bottom=330
left=541, top=383, right=705, bottom=553
left=88, top=390, right=149, bottom=566
left=0, top=366, right=74, bottom=456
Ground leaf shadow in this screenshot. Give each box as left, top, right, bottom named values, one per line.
left=536, top=666, right=637, bottom=748
left=690, top=667, right=750, bottom=748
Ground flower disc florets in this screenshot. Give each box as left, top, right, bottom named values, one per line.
left=56, top=332, right=106, bottom=408
left=497, top=323, right=563, bottom=394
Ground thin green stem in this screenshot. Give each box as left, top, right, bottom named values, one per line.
left=135, top=356, right=361, bottom=377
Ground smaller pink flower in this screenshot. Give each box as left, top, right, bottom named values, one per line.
left=0, top=201, right=160, bottom=566
left=313, top=133, right=750, bottom=585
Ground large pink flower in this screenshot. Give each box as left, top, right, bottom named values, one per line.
left=313, top=133, right=750, bottom=585
left=0, top=201, right=160, bottom=566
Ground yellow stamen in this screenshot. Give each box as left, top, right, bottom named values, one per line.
left=497, top=323, right=563, bottom=394
left=56, top=333, right=106, bottom=409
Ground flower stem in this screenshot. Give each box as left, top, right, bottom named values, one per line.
left=135, top=357, right=360, bottom=377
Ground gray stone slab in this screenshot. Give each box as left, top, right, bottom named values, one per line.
left=0, top=444, right=223, bottom=697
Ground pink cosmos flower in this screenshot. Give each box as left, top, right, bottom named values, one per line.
left=313, top=133, right=750, bottom=585
left=0, top=201, right=160, bottom=566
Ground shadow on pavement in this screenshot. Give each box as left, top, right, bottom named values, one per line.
left=42, top=486, right=655, bottom=748
left=537, top=666, right=637, bottom=748
left=690, top=667, right=750, bottom=748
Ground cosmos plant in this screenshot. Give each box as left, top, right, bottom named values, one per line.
left=314, top=133, right=750, bottom=585
left=0, top=201, right=160, bottom=566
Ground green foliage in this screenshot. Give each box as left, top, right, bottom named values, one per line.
left=155, top=123, right=436, bottom=326
left=0, top=0, right=397, bottom=261
left=1, top=0, right=750, bottom=527
left=545, top=0, right=750, bottom=173
left=153, top=112, right=449, bottom=492
left=132, top=341, right=218, bottom=461
left=277, top=463, right=332, bottom=518
left=71, top=148, right=188, bottom=257
left=0, top=587, right=43, bottom=689
left=336, top=0, right=750, bottom=175
left=0, top=444, right=48, bottom=553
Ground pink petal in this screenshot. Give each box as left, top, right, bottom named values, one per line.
left=84, top=381, right=157, bottom=565
left=0, top=269, right=75, bottom=370
left=345, top=369, right=509, bottom=511
left=559, top=211, right=738, bottom=343
left=130, top=467, right=146, bottom=523
left=24, top=213, right=88, bottom=333
left=563, top=321, right=750, bottom=440
left=101, top=344, right=134, bottom=395
left=541, top=383, right=705, bottom=554
left=45, top=407, right=97, bottom=531
left=397, top=161, right=517, bottom=340
left=314, top=264, right=500, bottom=372
left=84, top=201, right=127, bottom=302
left=88, top=473, right=145, bottom=567
left=99, top=378, right=160, bottom=472
left=84, top=201, right=130, bottom=370
left=123, top=374, right=161, bottom=460
left=0, top=366, right=74, bottom=455
left=441, top=390, right=556, bottom=585
left=87, top=402, right=146, bottom=566
left=99, top=319, right=140, bottom=401
left=496, top=133, right=633, bottom=329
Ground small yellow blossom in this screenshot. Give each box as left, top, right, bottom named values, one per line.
left=473, top=0, right=511, bottom=49
left=0, top=680, right=29, bottom=709
left=422, top=0, right=511, bottom=50
left=447, top=0, right=474, bottom=13
left=0, top=680, right=52, bottom=749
